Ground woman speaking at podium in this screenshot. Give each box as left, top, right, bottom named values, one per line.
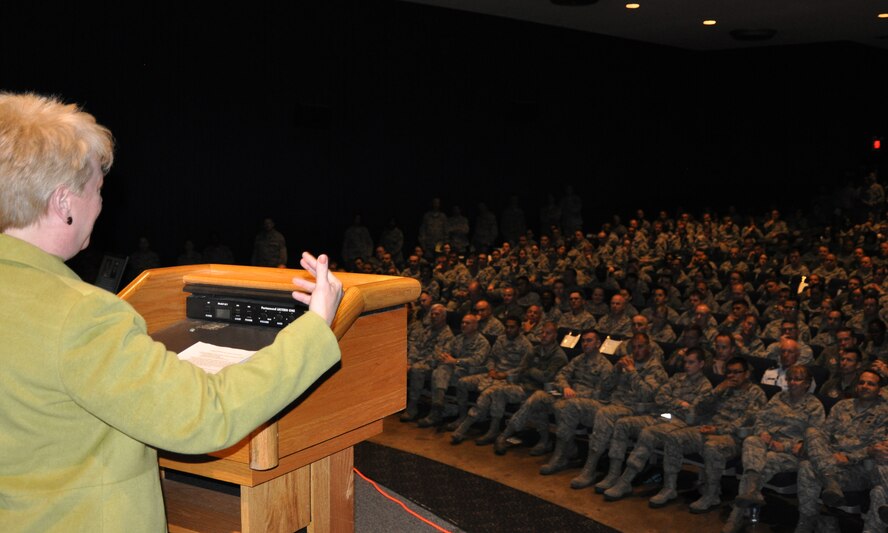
left=0, top=92, right=343, bottom=532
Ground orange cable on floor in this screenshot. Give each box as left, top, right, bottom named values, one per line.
left=353, top=467, right=453, bottom=533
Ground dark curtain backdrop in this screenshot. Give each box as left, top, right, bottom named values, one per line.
left=2, top=2, right=886, bottom=268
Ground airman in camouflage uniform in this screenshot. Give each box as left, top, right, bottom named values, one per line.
left=494, top=330, right=614, bottom=456
left=600, top=348, right=712, bottom=497
left=596, top=294, right=633, bottom=338
left=867, top=439, right=888, bottom=533
left=558, top=291, right=597, bottom=331
left=540, top=333, right=668, bottom=486
left=652, top=357, right=766, bottom=512
left=795, top=370, right=888, bottom=533
left=722, top=365, right=825, bottom=533
left=401, top=304, right=453, bottom=422
left=451, top=322, right=566, bottom=446
left=613, top=315, right=665, bottom=361
left=417, top=313, right=489, bottom=427
left=474, top=299, right=505, bottom=337
left=447, top=316, right=531, bottom=431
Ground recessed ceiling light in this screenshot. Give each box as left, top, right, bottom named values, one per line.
left=703, top=20, right=717, bottom=26
left=626, top=3, right=640, bottom=8
left=878, top=13, right=888, bottom=18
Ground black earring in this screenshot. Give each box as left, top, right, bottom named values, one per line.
left=66, top=216, right=73, bottom=225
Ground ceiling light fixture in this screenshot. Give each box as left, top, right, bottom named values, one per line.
left=626, top=3, right=640, bottom=8
left=878, top=13, right=888, bottom=18
left=703, top=20, right=717, bottom=26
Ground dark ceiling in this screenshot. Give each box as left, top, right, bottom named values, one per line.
left=404, top=0, right=888, bottom=50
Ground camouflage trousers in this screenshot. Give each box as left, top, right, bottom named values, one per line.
left=740, top=435, right=800, bottom=483
left=587, top=405, right=636, bottom=454
left=661, top=427, right=739, bottom=489
left=469, top=383, right=530, bottom=420
left=796, top=425, right=885, bottom=524
left=456, top=374, right=500, bottom=412
left=617, top=418, right=690, bottom=473
left=797, top=460, right=871, bottom=517
left=407, top=362, right=434, bottom=405
left=552, top=397, right=606, bottom=442
left=430, top=363, right=477, bottom=391
left=505, top=390, right=557, bottom=433
left=869, top=478, right=888, bottom=532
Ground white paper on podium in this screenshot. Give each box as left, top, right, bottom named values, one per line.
left=177, top=341, right=256, bottom=374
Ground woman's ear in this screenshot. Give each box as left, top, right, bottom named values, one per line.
left=48, top=185, right=72, bottom=224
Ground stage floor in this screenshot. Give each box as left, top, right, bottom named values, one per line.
left=369, top=414, right=791, bottom=533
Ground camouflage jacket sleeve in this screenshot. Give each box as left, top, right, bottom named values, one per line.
left=628, top=359, right=669, bottom=405
left=712, top=385, right=767, bottom=437
left=521, top=346, right=568, bottom=388
left=554, top=355, right=581, bottom=391
left=827, top=398, right=888, bottom=463
left=655, top=373, right=711, bottom=422
left=457, top=334, right=491, bottom=368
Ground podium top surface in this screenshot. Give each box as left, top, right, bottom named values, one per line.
left=118, top=264, right=420, bottom=337
left=120, top=264, right=420, bottom=312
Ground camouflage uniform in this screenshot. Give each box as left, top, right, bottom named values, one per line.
left=797, top=396, right=888, bottom=523
left=405, top=323, right=454, bottom=416
left=502, top=350, right=615, bottom=438
left=418, top=209, right=448, bottom=256
left=868, top=457, right=888, bottom=533
left=761, top=366, right=816, bottom=393
left=542, top=306, right=563, bottom=325
left=463, top=343, right=567, bottom=436
left=430, top=331, right=491, bottom=391
left=555, top=350, right=670, bottom=486
left=522, top=320, right=545, bottom=345
left=478, top=316, right=505, bottom=337
left=613, top=338, right=665, bottom=362
left=441, top=263, right=472, bottom=295
left=614, top=371, right=713, bottom=473
left=558, top=357, right=668, bottom=455
left=761, top=319, right=812, bottom=344
left=472, top=265, right=498, bottom=290
left=660, top=383, right=766, bottom=499
left=596, top=313, right=633, bottom=338
left=761, top=340, right=814, bottom=366
left=733, top=391, right=824, bottom=510
left=455, top=332, right=532, bottom=417
left=558, top=310, right=597, bottom=332
left=251, top=228, right=287, bottom=267
left=733, top=332, right=765, bottom=359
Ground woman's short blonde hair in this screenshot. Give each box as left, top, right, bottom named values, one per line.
left=0, top=92, right=114, bottom=231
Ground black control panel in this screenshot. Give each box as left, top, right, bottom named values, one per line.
left=184, top=284, right=306, bottom=328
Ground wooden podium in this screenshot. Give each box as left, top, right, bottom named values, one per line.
left=118, top=264, right=419, bottom=533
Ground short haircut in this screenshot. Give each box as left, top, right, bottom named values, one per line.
left=726, top=356, right=749, bottom=372
left=685, top=347, right=704, bottom=363
left=580, top=329, right=599, bottom=341
left=632, top=332, right=650, bottom=344
left=836, top=326, right=854, bottom=337
left=842, top=348, right=862, bottom=362
left=860, top=369, right=884, bottom=387
left=0, top=93, right=114, bottom=231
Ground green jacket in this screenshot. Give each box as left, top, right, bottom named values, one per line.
left=0, top=234, right=340, bottom=532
